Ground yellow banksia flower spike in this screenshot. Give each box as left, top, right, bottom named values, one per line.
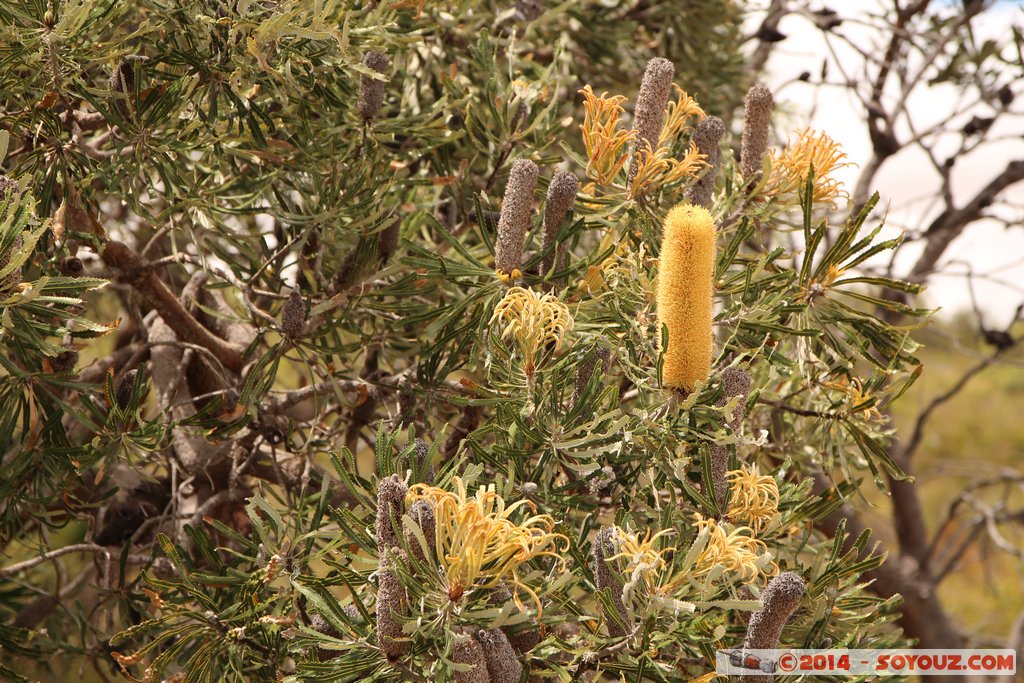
left=726, top=465, right=780, bottom=534
left=656, top=203, right=717, bottom=392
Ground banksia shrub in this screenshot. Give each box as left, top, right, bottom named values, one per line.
left=656, top=203, right=717, bottom=392
left=494, top=159, right=539, bottom=279
left=0, top=1, right=933, bottom=680
left=741, top=81, right=774, bottom=181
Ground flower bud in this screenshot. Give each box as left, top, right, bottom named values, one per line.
left=451, top=636, right=491, bottom=682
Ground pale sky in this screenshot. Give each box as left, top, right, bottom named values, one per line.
left=752, top=1, right=1024, bottom=327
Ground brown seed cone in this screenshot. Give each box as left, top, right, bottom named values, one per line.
left=741, top=82, right=774, bottom=182
left=540, top=170, right=578, bottom=279
left=358, top=51, right=389, bottom=120
left=592, top=527, right=629, bottom=636
left=572, top=346, right=609, bottom=410
left=686, top=115, right=725, bottom=208
left=50, top=349, right=79, bottom=373
left=60, top=256, right=85, bottom=277
left=1, top=235, right=23, bottom=292
left=451, top=636, right=492, bottom=682
left=629, top=57, right=676, bottom=181
left=114, top=368, right=139, bottom=409
left=741, top=572, right=806, bottom=683
left=280, top=289, right=305, bottom=338
left=494, top=159, right=538, bottom=277
left=488, top=585, right=542, bottom=653
left=376, top=474, right=408, bottom=554
left=476, top=629, right=523, bottom=683
left=377, top=548, right=410, bottom=660
left=710, top=442, right=729, bottom=510
left=405, top=499, right=435, bottom=565
left=720, top=367, right=752, bottom=430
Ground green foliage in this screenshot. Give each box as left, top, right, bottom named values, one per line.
left=0, top=0, right=929, bottom=681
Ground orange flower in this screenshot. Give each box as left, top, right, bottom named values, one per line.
left=765, top=128, right=851, bottom=206
left=579, top=86, right=636, bottom=185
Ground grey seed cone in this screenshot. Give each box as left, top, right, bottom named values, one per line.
left=114, top=368, right=139, bottom=410
left=494, top=159, right=538, bottom=276
left=741, top=572, right=806, bottom=682
left=310, top=613, right=342, bottom=661
left=477, top=628, right=523, bottom=683
left=720, top=367, right=752, bottom=430
left=358, top=51, right=389, bottom=120
left=452, top=637, right=492, bottom=682
left=741, top=82, right=774, bottom=182
left=377, top=548, right=409, bottom=660
left=541, top=170, right=578, bottom=279
left=629, top=57, right=676, bottom=181
left=60, top=256, right=85, bottom=277
left=50, top=349, right=79, bottom=373
left=686, top=115, right=725, bottom=208
left=710, top=443, right=729, bottom=510
left=573, top=346, right=609, bottom=410
left=281, top=289, right=305, bottom=338
left=488, top=584, right=542, bottom=653
left=1, top=234, right=22, bottom=292
left=406, top=499, right=435, bottom=565
left=592, top=527, right=629, bottom=636
left=376, top=474, right=408, bottom=554
left=109, top=58, right=136, bottom=120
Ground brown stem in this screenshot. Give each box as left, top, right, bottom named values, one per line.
left=102, top=241, right=245, bottom=373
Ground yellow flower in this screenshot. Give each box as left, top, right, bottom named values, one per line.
left=579, top=83, right=706, bottom=195
left=726, top=465, right=780, bottom=533
left=607, top=527, right=674, bottom=592
left=490, top=286, right=574, bottom=367
left=765, top=128, right=851, bottom=206
left=687, top=514, right=777, bottom=584
left=822, top=376, right=883, bottom=421
left=658, top=85, right=706, bottom=148
left=407, top=477, right=568, bottom=615
left=629, top=140, right=706, bottom=199
left=656, top=203, right=716, bottom=392
left=579, top=85, right=636, bottom=185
